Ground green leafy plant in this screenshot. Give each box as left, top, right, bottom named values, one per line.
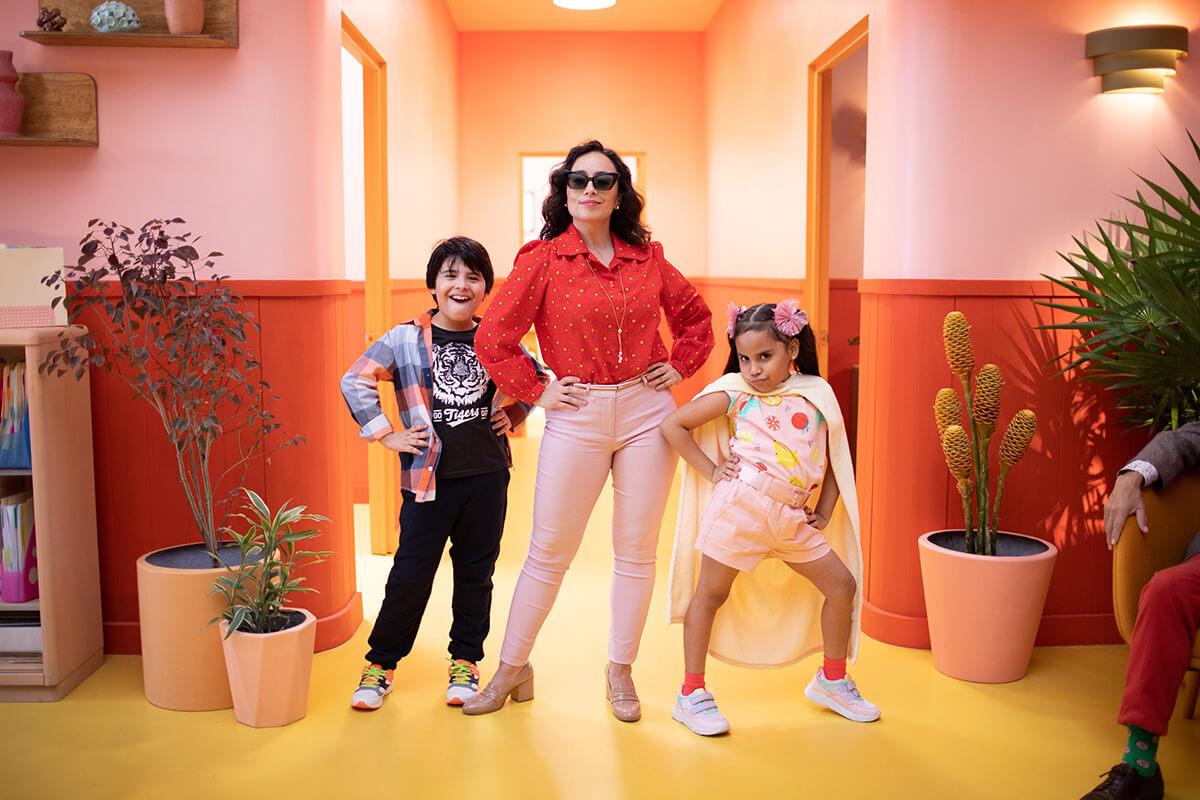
left=40, top=219, right=304, bottom=560
left=936, top=312, right=1037, bottom=556
left=208, top=489, right=330, bottom=638
left=1037, top=133, right=1200, bottom=432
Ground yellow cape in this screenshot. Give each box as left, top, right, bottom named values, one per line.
left=666, top=372, right=863, bottom=668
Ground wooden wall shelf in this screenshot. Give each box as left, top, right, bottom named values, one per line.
left=19, top=0, right=238, bottom=49
left=0, top=73, right=98, bottom=148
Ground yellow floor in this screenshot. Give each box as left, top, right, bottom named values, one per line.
left=4, top=435, right=1199, bottom=799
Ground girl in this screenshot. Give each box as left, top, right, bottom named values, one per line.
left=660, top=300, right=878, bottom=736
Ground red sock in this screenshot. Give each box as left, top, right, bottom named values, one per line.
left=681, top=672, right=706, bottom=695
left=823, top=657, right=847, bottom=681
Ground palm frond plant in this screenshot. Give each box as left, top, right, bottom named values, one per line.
left=936, top=312, right=1037, bottom=556
left=1037, top=133, right=1200, bottom=432
left=39, top=219, right=304, bottom=562
left=209, top=489, right=330, bottom=637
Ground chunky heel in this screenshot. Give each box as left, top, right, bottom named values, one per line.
left=512, top=676, right=534, bottom=703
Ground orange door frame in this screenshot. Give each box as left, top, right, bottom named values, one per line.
left=342, top=13, right=397, bottom=555
left=805, top=16, right=868, bottom=375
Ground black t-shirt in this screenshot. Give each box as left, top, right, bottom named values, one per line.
left=430, top=324, right=509, bottom=479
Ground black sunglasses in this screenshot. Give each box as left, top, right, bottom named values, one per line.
left=564, top=171, right=619, bottom=192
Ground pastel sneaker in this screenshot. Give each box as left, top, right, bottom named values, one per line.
left=446, top=659, right=480, bottom=706
left=803, top=668, right=880, bottom=722
left=672, top=688, right=731, bottom=736
left=351, top=663, right=394, bottom=711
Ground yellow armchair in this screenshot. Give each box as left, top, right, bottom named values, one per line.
left=1113, top=467, right=1200, bottom=720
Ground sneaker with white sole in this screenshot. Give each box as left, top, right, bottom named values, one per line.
left=803, top=668, right=880, bottom=722
left=672, top=688, right=732, bottom=736
left=351, top=663, right=394, bottom=711
left=446, top=659, right=479, bottom=706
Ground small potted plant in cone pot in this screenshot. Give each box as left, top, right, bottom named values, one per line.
left=41, top=219, right=301, bottom=711
left=211, top=489, right=329, bottom=728
left=919, top=311, right=1056, bottom=683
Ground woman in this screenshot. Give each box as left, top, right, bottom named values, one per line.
left=465, top=140, right=713, bottom=721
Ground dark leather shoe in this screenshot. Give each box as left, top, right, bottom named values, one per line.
left=1080, top=763, right=1164, bottom=799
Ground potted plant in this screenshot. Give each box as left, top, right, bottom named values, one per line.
left=918, top=311, right=1056, bottom=683
left=41, top=219, right=301, bottom=711
left=1037, top=133, right=1200, bottom=432
left=210, top=490, right=329, bottom=728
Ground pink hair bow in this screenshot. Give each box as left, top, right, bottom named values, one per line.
left=773, top=299, right=809, bottom=336
left=725, top=302, right=746, bottom=338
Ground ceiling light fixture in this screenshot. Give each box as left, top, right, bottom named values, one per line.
left=553, top=0, right=616, bottom=10
left=1085, top=25, right=1189, bottom=94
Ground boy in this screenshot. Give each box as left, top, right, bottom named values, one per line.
left=340, top=236, right=544, bottom=709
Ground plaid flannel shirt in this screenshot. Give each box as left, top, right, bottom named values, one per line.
left=340, top=310, right=545, bottom=502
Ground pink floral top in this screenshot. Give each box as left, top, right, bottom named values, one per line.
left=725, top=391, right=828, bottom=491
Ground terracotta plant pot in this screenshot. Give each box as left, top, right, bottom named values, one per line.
left=0, top=50, right=25, bottom=137
left=164, top=0, right=205, bottom=34
left=220, top=608, right=317, bottom=728
left=136, top=543, right=244, bottom=711
left=918, top=530, right=1057, bottom=683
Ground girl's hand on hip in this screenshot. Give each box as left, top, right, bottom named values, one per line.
left=490, top=408, right=513, bottom=435
left=380, top=426, right=430, bottom=454
left=710, top=455, right=740, bottom=483
left=643, top=362, right=683, bottom=391
left=805, top=507, right=830, bottom=530
left=536, top=376, right=589, bottom=411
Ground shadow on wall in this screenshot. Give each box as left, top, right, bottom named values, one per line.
left=999, top=302, right=1145, bottom=556
left=831, top=104, right=867, bottom=165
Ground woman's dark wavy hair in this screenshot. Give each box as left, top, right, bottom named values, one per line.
left=723, top=302, right=820, bottom=378
left=540, top=140, right=651, bottom=246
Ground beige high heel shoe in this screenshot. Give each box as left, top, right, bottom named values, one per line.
left=461, top=663, right=534, bottom=715
left=605, top=664, right=641, bottom=722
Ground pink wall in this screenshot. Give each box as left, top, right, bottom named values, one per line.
left=0, top=1, right=344, bottom=280
left=341, top=0, right=459, bottom=280
left=456, top=32, right=708, bottom=276
left=865, top=0, right=1200, bottom=281
left=705, top=0, right=874, bottom=278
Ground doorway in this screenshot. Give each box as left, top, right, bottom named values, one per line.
left=806, top=18, right=867, bottom=457
left=342, top=13, right=397, bottom=555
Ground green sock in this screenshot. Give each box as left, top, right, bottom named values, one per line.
left=1121, top=725, right=1160, bottom=777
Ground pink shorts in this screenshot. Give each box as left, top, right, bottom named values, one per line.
left=696, top=473, right=832, bottom=572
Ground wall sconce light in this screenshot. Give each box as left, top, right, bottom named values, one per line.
left=1085, top=25, right=1189, bottom=94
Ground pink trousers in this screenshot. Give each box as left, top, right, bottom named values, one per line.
left=499, top=380, right=678, bottom=666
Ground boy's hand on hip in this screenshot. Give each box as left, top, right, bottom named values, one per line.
left=490, top=409, right=513, bottom=435
left=380, top=426, right=430, bottom=454
left=710, top=455, right=740, bottom=483
left=643, top=362, right=682, bottom=391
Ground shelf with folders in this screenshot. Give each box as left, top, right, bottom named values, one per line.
left=0, top=328, right=102, bottom=700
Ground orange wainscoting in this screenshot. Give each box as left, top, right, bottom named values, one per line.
left=857, top=279, right=1146, bottom=648
left=82, top=281, right=362, bottom=654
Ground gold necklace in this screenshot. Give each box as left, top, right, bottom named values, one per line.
left=584, top=254, right=629, bottom=364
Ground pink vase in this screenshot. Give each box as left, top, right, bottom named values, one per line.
left=165, top=0, right=206, bottom=35
left=0, top=50, right=25, bottom=138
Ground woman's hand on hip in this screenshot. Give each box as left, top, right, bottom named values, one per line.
left=379, top=426, right=430, bottom=454
left=643, top=362, right=683, bottom=391
left=536, top=376, right=589, bottom=411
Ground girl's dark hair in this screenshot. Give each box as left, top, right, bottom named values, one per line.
left=723, top=302, right=820, bottom=378
left=540, top=140, right=651, bottom=246
left=425, top=236, right=495, bottom=293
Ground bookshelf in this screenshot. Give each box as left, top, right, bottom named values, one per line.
left=0, top=326, right=102, bottom=701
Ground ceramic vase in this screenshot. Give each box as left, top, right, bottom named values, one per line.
left=0, top=51, right=25, bottom=137
left=165, top=0, right=206, bottom=35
